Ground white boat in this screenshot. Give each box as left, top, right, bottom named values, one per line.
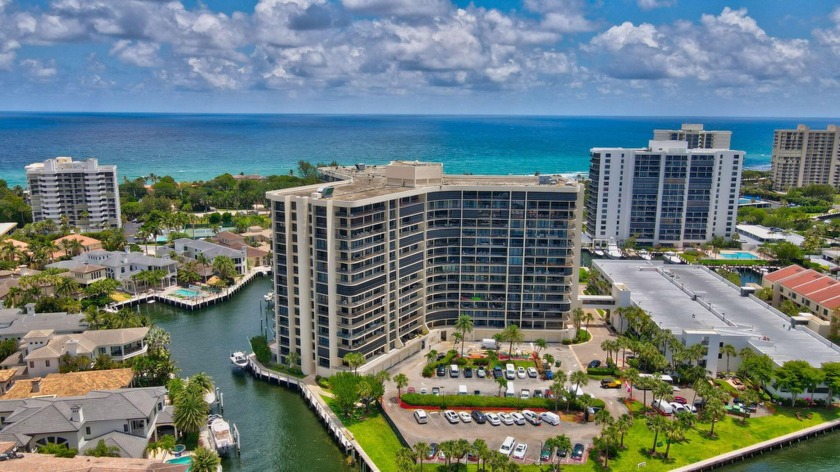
left=208, top=415, right=238, bottom=457
left=663, top=251, right=683, bottom=264
left=263, top=291, right=274, bottom=302
left=147, top=299, right=155, bottom=304
left=593, top=249, right=605, bottom=257
left=606, top=238, right=623, bottom=259
left=230, top=351, right=249, bottom=370
left=638, top=250, right=652, bottom=261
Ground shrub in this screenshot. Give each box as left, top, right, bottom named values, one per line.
left=250, top=335, right=272, bottom=364
left=421, top=365, right=435, bottom=378
left=472, top=358, right=490, bottom=366
left=453, top=357, right=468, bottom=366
left=587, top=366, right=620, bottom=376
left=400, top=393, right=604, bottom=412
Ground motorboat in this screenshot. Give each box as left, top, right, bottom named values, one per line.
left=263, top=291, right=274, bottom=302
left=593, top=248, right=605, bottom=257
left=230, top=351, right=249, bottom=370
left=208, top=415, right=239, bottom=457
left=663, top=251, right=683, bottom=264
left=638, top=249, right=652, bottom=261
left=606, top=238, right=623, bottom=259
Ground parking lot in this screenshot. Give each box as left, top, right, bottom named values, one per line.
left=382, top=339, right=601, bottom=465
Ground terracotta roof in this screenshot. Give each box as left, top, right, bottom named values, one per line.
left=53, top=234, right=102, bottom=247
left=0, top=369, right=15, bottom=383
left=1, top=369, right=134, bottom=399
left=1, top=454, right=188, bottom=471
left=245, top=246, right=269, bottom=258
left=763, top=264, right=807, bottom=283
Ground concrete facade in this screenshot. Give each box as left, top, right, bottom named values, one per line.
left=771, top=124, right=840, bottom=191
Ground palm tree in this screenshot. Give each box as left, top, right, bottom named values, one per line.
left=577, top=394, right=595, bottom=421
left=583, top=310, right=595, bottom=331
left=721, top=344, right=737, bottom=375
left=145, top=326, right=171, bottom=355
left=594, top=408, right=613, bottom=427
left=570, top=370, right=588, bottom=395
left=424, top=349, right=438, bottom=365
left=287, top=351, right=300, bottom=369
left=496, top=376, right=508, bottom=397
left=439, top=440, right=455, bottom=469
left=190, top=447, right=220, bottom=472
left=551, top=373, right=567, bottom=411
left=69, top=238, right=85, bottom=256
left=344, top=352, right=366, bottom=375
left=395, top=447, right=417, bottom=472
left=454, top=314, right=474, bottom=357
left=472, top=438, right=490, bottom=471
left=646, top=414, right=668, bottom=454
left=502, top=324, right=524, bottom=357
left=534, top=338, right=547, bottom=357
left=616, top=413, right=634, bottom=449
left=393, top=373, right=409, bottom=398
left=549, top=434, right=571, bottom=470
left=212, top=255, right=238, bottom=282
left=189, top=372, right=214, bottom=395
left=596, top=424, right=620, bottom=468
left=413, top=442, right=431, bottom=472
left=572, top=307, right=585, bottom=332
left=663, top=421, right=681, bottom=460
left=452, top=332, right=463, bottom=355
left=624, top=367, right=639, bottom=400
left=172, top=388, right=207, bottom=434
left=54, top=276, right=80, bottom=298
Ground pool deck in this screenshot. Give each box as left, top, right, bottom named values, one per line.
left=713, top=250, right=763, bottom=260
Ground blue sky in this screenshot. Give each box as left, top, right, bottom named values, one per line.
left=0, top=0, right=839, bottom=116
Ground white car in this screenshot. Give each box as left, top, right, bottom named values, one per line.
left=420, top=387, right=428, bottom=395
left=685, top=404, right=698, bottom=414
left=520, top=389, right=531, bottom=400
left=670, top=402, right=686, bottom=414
left=527, top=366, right=538, bottom=378
left=517, top=367, right=526, bottom=378
left=443, top=410, right=459, bottom=424
left=499, top=412, right=515, bottom=425
left=511, top=412, right=526, bottom=425
left=486, top=412, right=501, bottom=426
left=512, top=443, right=528, bottom=460
left=522, top=410, right=541, bottom=425
left=458, top=411, right=472, bottom=423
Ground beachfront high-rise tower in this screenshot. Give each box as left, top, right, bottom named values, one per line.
left=267, top=162, right=583, bottom=376
left=586, top=140, right=743, bottom=248
left=652, top=124, right=732, bottom=150
left=770, top=124, right=840, bottom=191
left=25, top=157, right=122, bottom=232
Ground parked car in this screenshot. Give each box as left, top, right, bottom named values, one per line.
left=545, top=388, right=555, bottom=399
left=499, top=412, right=515, bottom=425
left=449, top=365, right=460, bottom=378
left=432, top=387, right=440, bottom=396
left=414, top=409, right=428, bottom=424
left=587, top=360, right=602, bottom=369
left=544, top=370, right=554, bottom=380
left=443, top=410, right=459, bottom=424
left=471, top=410, right=487, bottom=424
left=477, top=367, right=487, bottom=378
left=493, top=366, right=504, bottom=379
left=464, top=367, right=473, bottom=378
left=684, top=403, right=698, bottom=414
left=557, top=446, right=568, bottom=458
left=520, top=389, right=531, bottom=400
left=427, top=443, right=439, bottom=460
left=670, top=402, right=686, bottom=414
left=499, top=436, right=516, bottom=455
left=458, top=411, right=472, bottom=423
left=694, top=398, right=706, bottom=409
left=517, top=366, right=527, bottom=378
left=533, top=389, right=544, bottom=398
left=511, top=412, right=526, bottom=425
left=540, top=445, right=552, bottom=463
left=486, top=412, right=501, bottom=426
left=522, top=410, right=542, bottom=425
left=407, top=387, right=415, bottom=394
left=673, top=396, right=688, bottom=404
left=600, top=378, right=622, bottom=389
left=571, top=443, right=585, bottom=460
left=436, top=365, right=446, bottom=377
left=527, top=366, right=538, bottom=378
left=512, top=443, right=528, bottom=460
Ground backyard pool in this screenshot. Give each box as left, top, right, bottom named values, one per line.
left=719, top=252, right=759, bottom=260
left=175, top=289, right=200, bottom=298
left=166, top=456, right=192, bottom=470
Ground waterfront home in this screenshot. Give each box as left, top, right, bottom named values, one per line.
left=0, top=306, right=87, bottom=342
left=1, top=368, right=134, bottom=399
left=45, top=261, right=107, bottom=286
left=47, top=249, right=178, bottom=290
left=173, top=238, right=247, bottom=274
left=211, top=231, right=270, bottom=268
left=23, top=327, right=149, bottom=378
left=52, top=234, right=104, bottom=258
left=6, top=454, right=189, bottom=470
left=0, top=386, right=167, bottom=457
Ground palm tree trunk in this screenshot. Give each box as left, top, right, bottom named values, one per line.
left=651, top=431, right=659, bottom=453
left=664, top=439, right=671, bottom=459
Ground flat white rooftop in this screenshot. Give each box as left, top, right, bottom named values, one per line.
left=593, top=260, right=840, bottom=368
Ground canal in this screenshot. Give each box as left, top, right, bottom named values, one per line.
left=141, top=276, right=353, bottom=472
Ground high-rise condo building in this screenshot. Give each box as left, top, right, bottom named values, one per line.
left=586, top=140, right=743, bottom=247
left=267, top=162, right=583, bottom=375
left=770, top=125, right=840, bottom=191
left=652, top=124, right=732, bottom=150
left=25, top=157, right=121, bottom=232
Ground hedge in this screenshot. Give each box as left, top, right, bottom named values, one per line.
left=587, top=366, right=620, bottom=377
left=400, top=393, right=605, bottom=412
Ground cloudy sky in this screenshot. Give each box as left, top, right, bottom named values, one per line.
left=1, top=0, right=839, bottom=115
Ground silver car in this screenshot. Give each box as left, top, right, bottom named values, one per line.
left=486, top=412, right=501, bottom=426
left=443, top=410, right=459, bottom=424
left=499, top=412, right=515, bottom=425
left=511, top=412, right=526, bottom=425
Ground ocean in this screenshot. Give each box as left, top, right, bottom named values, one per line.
left=1, top=113, right=838, bottom=187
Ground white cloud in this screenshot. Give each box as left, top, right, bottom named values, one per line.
left=524, top=0, right=594, bottom=33
left=20, top=58, right=57, bottom=80
left=637, top=0, right=675, bottom=10
left=110, top=40, right=160, bottom=67
left=814, top=7, right=840, bottom=56
left=341, top=0, right=449, bottom=18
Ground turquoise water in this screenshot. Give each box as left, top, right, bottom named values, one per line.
left=720, top=252, right=759, bottom=260
left=2, top=113, right=838, bottom=187
left=166, top=456, right=192, bottom=464
left=175, top=288, right=200, bottom=298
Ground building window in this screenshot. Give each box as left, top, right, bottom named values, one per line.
left=45, top=360, right=50, bottom=367
left=86, top=426, right=91, bottom=435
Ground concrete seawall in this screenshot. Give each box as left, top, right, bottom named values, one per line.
left=671, top=417, right=840, bottom=471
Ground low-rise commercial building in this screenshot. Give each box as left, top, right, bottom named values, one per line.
left=762, top=265, right=840, bottom=321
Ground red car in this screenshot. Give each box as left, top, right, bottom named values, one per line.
left=673, top=396, right=687, bottom=404
left=407, top=387, right=415, bottom=394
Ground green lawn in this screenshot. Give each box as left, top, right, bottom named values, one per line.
left=345, top=410, right=404, bottom=472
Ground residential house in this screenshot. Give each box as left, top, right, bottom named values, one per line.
left=52, top=234, right=103, bottom=259
left=0, top=387, right=167, bottom=457
left=44, top=260, right=107, bottom=286
left=1, top=368, right=134, bottom=400
left=23, top=327, right=149, bottom=378
left=173, top=238, right=247, bottom=274
left=0, top=306, right=87, bottom=342
left=762, top=264, right=840, bottom=321
left=211, top=231, right=270, bottom=268
left=47, top=249, right=177, bottom=290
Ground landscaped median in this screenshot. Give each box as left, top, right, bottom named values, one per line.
left=399, top=393, right=605, bottom=412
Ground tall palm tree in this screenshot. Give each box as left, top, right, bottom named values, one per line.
left=454, top=314, right=474, bottom=357
left=646, top=414, right=668, bottom=454
left=413, top=442, right=430, bottom=472
left=615, top=413, right=634, bottom=449
left=472, top=438, right=490, bottom=471
left=502, top=324, right=523, bottom=357
left=344, top=352, right=366, bottom=375
left=721, top=344, right=737, bottom=375
left=551, top=372, right=567, bottom=411
left=212, top=255, right=238, bottom=282
left=424, top=349, right=438, bottom=365
left=534, top=338, right=547, bottom=357
left=172, top=388, right=207, bottom=434
left=54, top=276, right=80, bottom=298
left=190, top=447, right=220, bottom=472
left=570, top=370, right=589, bottom=395
left=571, top=307, right=585, bottom=332
left=496, top=376, right=508, bottom=397
left=393, top=373, right=409, bottom=398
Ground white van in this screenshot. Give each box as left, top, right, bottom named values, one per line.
left=481, top=338, right=499, bottom=350
left=505, top=382, right=515, bottom=398
left=450, top=364, right=459, bottom=377
left=459, top=385, right=467, bottom=396
left=499, top=436, right=516, bottom=455
left=540, top=412, right=561, bottom=425
left=652, top=399, right=674, bottom=415
left=505, top=363, right=516, bottom=380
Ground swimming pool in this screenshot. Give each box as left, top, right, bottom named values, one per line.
left=719, top=252, right=759, bottom=260
left=166, top=456, right=192, bottom=470
left=175, top=288, right=200, bottom=298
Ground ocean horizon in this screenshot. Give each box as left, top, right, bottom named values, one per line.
left=1, top=112, right=836, bottom=187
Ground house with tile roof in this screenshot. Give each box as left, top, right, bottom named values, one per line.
left=51, top=234, right=103, bottom=259
left=23, top=327, right=149, bottom=378
left=762, top=264, right=840, bottom=321
left=173, top=238, right=247, bottom=274
left=1, top=368, right=134, bottom=400
left=210, top=231, right=270, bottom=268
left=47, top=249, right=177, bottom=290
left=0, top=387, right=168, bottom=457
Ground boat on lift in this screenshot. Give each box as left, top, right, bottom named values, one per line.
left=663, top=251, right=683, bottom=264
left=606, top=238, right=623, bottom=259
left=208, top=414, right=239, bottom=457
left=230, top=351, right=249, bottom=370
